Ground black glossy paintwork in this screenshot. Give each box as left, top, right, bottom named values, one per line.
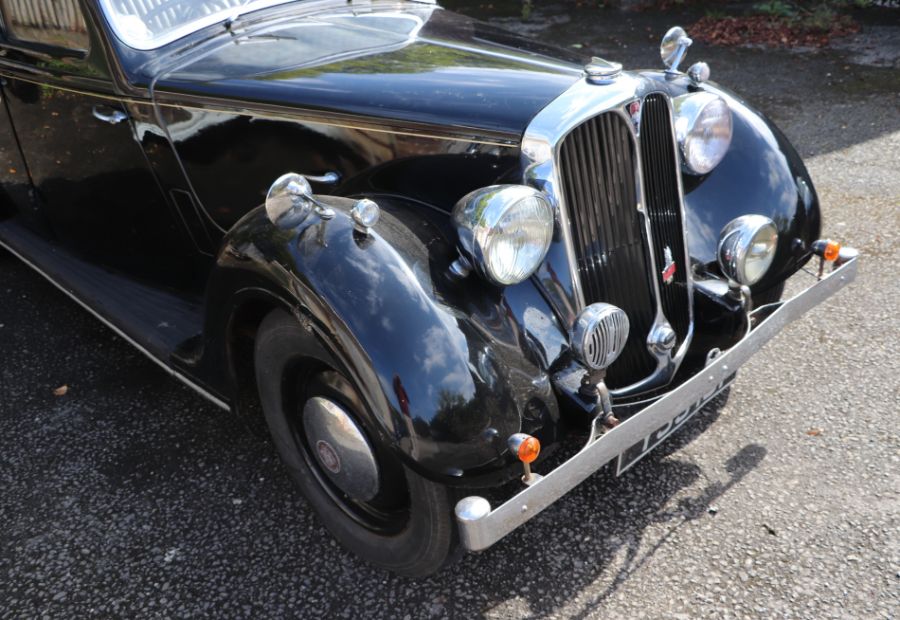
left=1, top=78, right=197, bottom=285
left=205, top=196, right=562, bottom=485
left=156, top=105, right=521, bottom=232
left=149, top=3, right=580, bottom=234
left=154, top=7, right=581, bottom=137
left=681, top=82, right=821, bottom=292
left=0, top=0, right=825, bottom=486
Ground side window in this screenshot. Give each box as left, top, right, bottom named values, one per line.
left=0, top=0, right=90, bottom=52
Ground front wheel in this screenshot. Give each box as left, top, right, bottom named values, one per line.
left=254, top=309, right=458, bottom=577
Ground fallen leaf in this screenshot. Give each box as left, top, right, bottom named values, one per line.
left=53, top=385, right=68, bottom=396
left=806, top=428, right=823, bottom=436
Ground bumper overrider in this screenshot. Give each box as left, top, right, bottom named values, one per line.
left=455, top=249, right=859, bottom=552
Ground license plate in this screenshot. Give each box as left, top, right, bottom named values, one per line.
left=616, top=374, right=735, bottom=476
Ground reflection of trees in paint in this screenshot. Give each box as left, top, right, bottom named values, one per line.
left=261, top=43, right=523, bottom=81
left=430, top=388, right=487, bottom=441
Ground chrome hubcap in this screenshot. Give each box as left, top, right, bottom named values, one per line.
left=302, top=396, right=380, bottom=501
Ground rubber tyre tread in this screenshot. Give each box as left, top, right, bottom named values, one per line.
left=254, top=308, right=457, bottom=577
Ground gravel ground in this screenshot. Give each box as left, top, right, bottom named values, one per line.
left=1, top=4, right=899, bottom=619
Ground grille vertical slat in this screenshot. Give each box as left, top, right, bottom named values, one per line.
left=640, top=94, right=691, bottom=344
left=559, top=112, right=657, bottom=387
left=581, top=124, right=603, bottom=304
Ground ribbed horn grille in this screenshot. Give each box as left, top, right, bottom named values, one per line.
left=571, top=303, right=630, bottom=371
left=585, top=309, right=628, bottom=369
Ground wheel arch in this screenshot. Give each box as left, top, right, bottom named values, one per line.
left=224, top=289, right=293, bottom=434
left=200, top=193, right=564, bottom=486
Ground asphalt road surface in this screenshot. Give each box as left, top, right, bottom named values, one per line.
left=1, top=4, right=898, bottom=619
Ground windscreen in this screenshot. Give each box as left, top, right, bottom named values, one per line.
left=98, top=0, right=295, bottom=49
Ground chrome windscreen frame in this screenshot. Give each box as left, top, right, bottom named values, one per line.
left=523, top=74, right=695, bottom=396
left=97, top=0, right=296, bottom=50
left=97, top=0, right=439, bottom=51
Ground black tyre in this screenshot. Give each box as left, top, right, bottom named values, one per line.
left=254, top=309, right=458, bottom=577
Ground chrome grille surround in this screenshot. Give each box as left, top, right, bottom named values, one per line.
left=523, top=74, right=694, bottom=396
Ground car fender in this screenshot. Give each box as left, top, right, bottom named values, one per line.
left=679, top=82, right=822, bottom=291
left=203, top=195, right=563, bottom=485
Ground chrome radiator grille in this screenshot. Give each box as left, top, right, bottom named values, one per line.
left=557, top=96, right=691, bottom=389
left=639, top=93, right=691, bottom=346
left=558, top=112, right=657, bottom=387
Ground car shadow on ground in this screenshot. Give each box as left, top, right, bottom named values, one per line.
left=431, top=389, right=768, bottom=618
left=0, top=250, right=774, bottom=617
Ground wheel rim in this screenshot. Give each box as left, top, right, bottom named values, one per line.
left=286, top=364, right=411, bottom=535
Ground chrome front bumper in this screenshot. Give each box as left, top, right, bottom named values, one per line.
left=455, top=252, right=859, bottom=552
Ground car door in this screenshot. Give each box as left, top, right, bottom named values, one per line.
left=0, top=78, right=31, bottom=223
left=0, top=0, right=195, bottom=287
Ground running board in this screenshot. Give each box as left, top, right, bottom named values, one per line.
left=0, top=218, right=228, bottom=409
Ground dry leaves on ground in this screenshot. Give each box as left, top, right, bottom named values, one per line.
left=691, top=15, right=860, bottom=48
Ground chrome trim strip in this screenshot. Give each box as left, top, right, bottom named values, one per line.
left=0, top=239, right=231, bottom=411
left=419, top=37, right=583, bottom=75
left=151, top=95, right=520, bottom=147
left=664, top=90, right=695, bottom=361
left=455, top=252, right=859, bottom=551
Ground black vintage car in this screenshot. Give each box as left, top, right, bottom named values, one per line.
left=0, top=0, right=858, bottom=576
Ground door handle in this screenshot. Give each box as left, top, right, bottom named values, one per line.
left=304, top=171, right=341, bottom=184
left=92, top=104, right=128, bottom=125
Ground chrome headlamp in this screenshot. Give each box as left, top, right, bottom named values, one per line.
left=673, top=92, right=733, bottom=175
left=452, top=185, right=554, bottom=286
left=717, top=215, right=778, bottom=286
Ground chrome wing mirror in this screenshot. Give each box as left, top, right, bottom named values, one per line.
left=265, top=173, right=334, bottom=227
left=660, top=26, right=692, bottom=75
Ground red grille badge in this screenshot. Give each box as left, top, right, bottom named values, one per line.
left=662, top=246, right=677, bottom=284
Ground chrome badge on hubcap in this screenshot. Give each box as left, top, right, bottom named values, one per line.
left=315, top=440, right=341, bottom=474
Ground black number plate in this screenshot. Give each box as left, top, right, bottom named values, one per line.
left=616, top=375, right=735, bottom=476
